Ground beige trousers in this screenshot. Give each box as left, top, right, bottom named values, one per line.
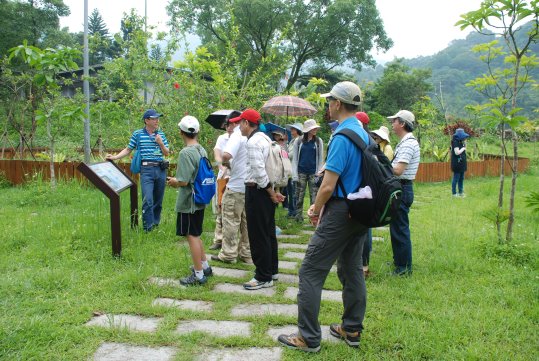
left=218, top=188, right=251, bottom=261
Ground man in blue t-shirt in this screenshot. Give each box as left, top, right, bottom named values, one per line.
left=106, top=109, right=170, bottom=232
left=278, top=82, right=370, bottom=353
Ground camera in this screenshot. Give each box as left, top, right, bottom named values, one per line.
left=160, top=161, right=169, bottom=170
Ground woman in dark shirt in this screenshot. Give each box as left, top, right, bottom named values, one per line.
left=451, top=128, right=470, bottom=197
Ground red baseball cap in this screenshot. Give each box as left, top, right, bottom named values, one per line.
left=229, top=108, right=261, bottom=124
left=355, top=111, right=370, bottom=125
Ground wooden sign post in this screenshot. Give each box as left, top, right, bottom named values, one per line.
left=77, top=160, right=138, bottom=257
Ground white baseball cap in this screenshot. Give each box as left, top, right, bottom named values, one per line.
left=178, top=115, right=200, bottom=133
left=320, top=81, right=362, bottom=105
left=387, top=110, right=415, bottom=128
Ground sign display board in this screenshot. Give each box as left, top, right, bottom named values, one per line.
left=77, top=161, right=138, bottom=257
left=88, top=161, right=133, bottom=193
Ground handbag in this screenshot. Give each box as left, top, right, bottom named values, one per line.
left=130, top=131, right=142, bottom=174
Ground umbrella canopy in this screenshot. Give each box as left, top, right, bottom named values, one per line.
left=260, top=95, right=317, bottom=117
left=264, top=122, right=291, bottom=141
left=205, top=109, right=241, bottom=130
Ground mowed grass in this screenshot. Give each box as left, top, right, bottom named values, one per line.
left=0, top=165, right=537, bottom=360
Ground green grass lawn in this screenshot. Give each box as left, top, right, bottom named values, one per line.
left=0, top=165, right=537, bottom=360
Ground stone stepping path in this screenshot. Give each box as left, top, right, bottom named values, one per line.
left=212, top=266, right=250, bottom=278
left=278, top=242, right=308, bottom=250
left=283, top=251, right=305, bottom=260
left=152, top=298, right=213, bottom=312
left=231, top=303, right=297, bottom=317
left=196, top=347, right=282, bottom=361
left=267, top=325, right=339, bottom=344
left=86, top=314, right=161, bottom=333
left=276, top=273, right=299, bottom=284
left=93, top=342, right=176, bottom=361
left=148, top=277, right=183, bottom=288
left=301, top=230, right=315, bottom=235
left=176, top=320, right=251, bottom=337
left=278, top=260, right=298, bottom=270
left=372, top=236, right=384, bottom=241
left=284, top=287, right=342, bottom=302
left=277, top=234, right=301, bottom=239
left=214, top=283, right=276, bottom=297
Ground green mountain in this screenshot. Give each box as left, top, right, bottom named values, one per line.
left=357, top=27, right=539, bottom=118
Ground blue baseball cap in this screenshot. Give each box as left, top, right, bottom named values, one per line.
left=142, top=109, right=163, bottom=120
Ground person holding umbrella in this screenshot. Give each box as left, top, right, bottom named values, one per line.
left=291, top=119, right=324, bottom=223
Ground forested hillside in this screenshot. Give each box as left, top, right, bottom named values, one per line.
left=357, top=25, right=539, bottom=118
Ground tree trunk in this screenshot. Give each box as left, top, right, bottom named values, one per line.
left=47, top=118, right=56, bottom=188
left=496, top=128, right=505, bottom=244
left=505, top=131, right=518, bottom=242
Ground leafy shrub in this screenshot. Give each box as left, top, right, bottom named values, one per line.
left=0, top=171, right=12, bottom=188
left=525, top=191, right=539, bottom=215
left=478, top=241, right=536, bottom=266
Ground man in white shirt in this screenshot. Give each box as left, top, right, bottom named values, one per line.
left=232, top=108, right=285, bottom=290
left=209, top=121, right=234, bottom=250
left=210, top=119, right=252, bottom=264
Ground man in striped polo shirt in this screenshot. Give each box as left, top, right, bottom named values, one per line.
left=107, top=109, right=170, bottom=232
left=387, top=110, right=420, bottom=276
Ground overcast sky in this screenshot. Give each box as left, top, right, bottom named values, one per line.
left=60, top=0, right=483, bottom=63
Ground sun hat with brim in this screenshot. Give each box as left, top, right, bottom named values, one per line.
left=371, top=126, right=390, bottom=142
left=142, top=109, right=163, bottom=120
left=320, top=81, right=362, bottom=106
left=229, top=108, right=261, bottom=124
left=286, top=123, right=303, bottom=133
left=302, top=119, right=320, bottom=133
left=387, top=110, right=415, bottom=128
left=454, top=128, right=470, bottom=141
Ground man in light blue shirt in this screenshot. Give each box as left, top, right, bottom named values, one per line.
left=278, top=82, right=370, bottom=353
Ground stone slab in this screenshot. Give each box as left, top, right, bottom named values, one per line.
left=213, top=283, right=276, bottom=297
left=278, top=260, right=298, bottom=270
left=176, top=320, right=251, bottom=337
left=267, top=325, right=339, bottom=344
left=301, top=230, right=315, bottom=235
left=195, top=347, right=282, bottom=361
left=230, top=303, right=298, bottom=317
left=278, top=243, right=308, bottom=250
left=93, top=342, right=176, bottom=361
left=277, top=234, right=301, bottom=239
left=152, top=298, right=213, bottom=312
left=374, top=226, right=389, bottom=232
left=284, top=251, right=305, bottom=260
left=212, top=266, right=249, bottom=278
left=284, top=287, right=342, bottom=302
left=86, top=314, right=161, bottom=333
left=276, top=273, right=299, bottom=284
left=372, top=236, right=384, bottom=242
left=148, top=277, right=184, bottom=288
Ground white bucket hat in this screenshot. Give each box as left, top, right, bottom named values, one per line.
left=302, top=119, right=320, bottom=133
left=371, top=126, right=390, bottom=142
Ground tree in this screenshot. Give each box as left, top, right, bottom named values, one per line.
left=457, top=0, right=539, bottom=243
left=8, top=42, right=84, bottom=187
left=366, top=59, right=433, bottom=116
left=0, top=0, right=70, bottom=56
left=167, top=0, right=392, bottom=91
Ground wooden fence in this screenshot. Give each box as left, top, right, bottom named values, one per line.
left=0, top=154, right=531, bottom=185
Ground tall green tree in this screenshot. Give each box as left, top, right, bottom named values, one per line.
left=367, top=59, right=433, bottom=116
left=167, top=0, right=392, bottom=91
left=457, top=0, right=539, bottom=243
left=0, top=0, right=70, bottom=56
left=87, top=9, right=112, bottom=64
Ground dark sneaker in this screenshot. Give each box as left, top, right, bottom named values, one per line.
left=180, top=273, right=207, bottom=286
left=329, top=323, right=360, bottom=348
left=209, top=243, right=222, bottom=250
left=190, top=265, right=213, bottom=278
left=243, top=278, right=273, bottom=290
left=278, top=333, right=320, bottom=353
left=210, top=254, right=236, bottom=264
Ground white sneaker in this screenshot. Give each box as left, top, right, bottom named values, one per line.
left=243, top=278, right=273, bottom=290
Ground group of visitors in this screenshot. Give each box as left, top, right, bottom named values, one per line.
left=105, top=79, right=474, bottom=353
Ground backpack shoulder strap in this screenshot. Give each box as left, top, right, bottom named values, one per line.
left=335, top=128, right=369, bottom=151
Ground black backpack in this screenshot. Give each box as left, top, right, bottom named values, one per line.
left=334, top=128, right=402, bottom=227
